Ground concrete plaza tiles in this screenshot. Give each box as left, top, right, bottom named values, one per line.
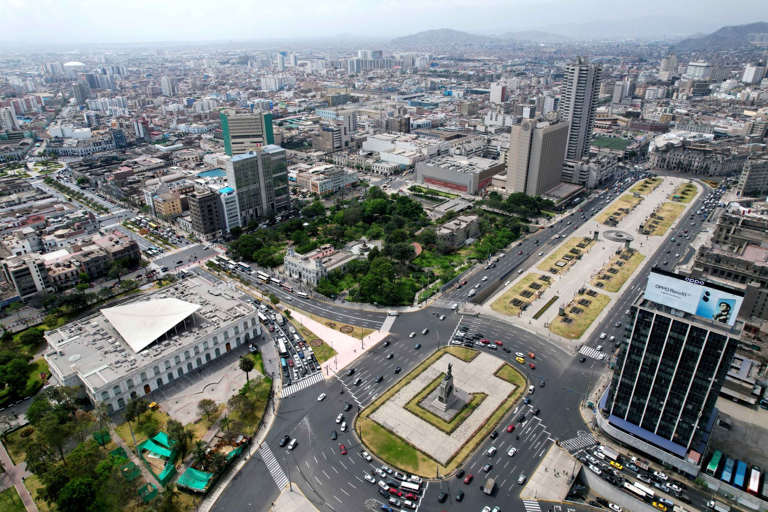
left=369, top=352, right=517, bottom=465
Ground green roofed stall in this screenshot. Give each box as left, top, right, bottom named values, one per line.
left=177, top=467, right=214, bottom=493
left=138, top=483, right=159, bottom=503
left=137, top=431, right=178, bottom=486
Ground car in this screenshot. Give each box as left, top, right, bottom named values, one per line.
left=414, top=344, right=421, bottom=349
left=652, top=503, right=667, bottom=512
left=506, top=424, right=516, bottom=433
left=518, top=474, right=527, bottom=485
left=405, top=492, right=419, bottom=501
left=408, top=475, right=423, bottom=484
left=540, top=380, right=545, bottom=387
left=658, top=498, right=675, bottom=508
left=456, top=490, right=464, bottom=502
left=376, top=469, right=387, bottom=478
left=375, top=375, right=383, bottom=383
left=508, top=447, right=517, bottom=457
left=344, top=402, right=352, bottom=411
left=533, top=407, right=540, bottom=415
left=637, top=473, right=651, bottom=484
left=482, top=276, right=488, bottom=281
left=438, top=492, right=448, bottom=503
left=341, top=422, right=347, bottom=432
left=361, top=450, right=373, bottom=461
left=482, top=463, right=493, bottom=473
left=538, top=252, right=543, bottom=256
left=615, top=322, right=622, bottom=327
left=596, top=497, right=610, bottom=507
left=516, top=356, right=525, bottom=364
left=609, top=335, right=616, bottom=342
left=464, top=474, right=473, bottom=484
left=279, top=435, right=291, bottom=447
left=332, top=430, right=337, bottom=440
left=490, top=431, right=498, bottom=439
left=394, top=471, right=406, bottom=481
left=383, top=341, right=390, bottom=347
left=347, top=368, right=355, bottom=376
left=518, top=251, right=523, bottom=255
left=365, top=474, right=376, bottom=484
left=609, top=504, right=622, bottom=512
left=439, top=315, right=446, bottom=320
left=354, top=377, right=362, bottom=385
left=589, top=465, right=602, bottom=475
left=378, top=479, right=389, bottom=489
left=386, top=353, right=394, bottom=359
left=589, top=501, right=603, bottom=508
left=382, top=465, right=393, bottom=475
left=529, top=362, right=536, bottom=369
left=600, top=332, right=607, bottom=339
left=456, top=469, right=465, bottom=479
left=402, top=500, right=416, bottom=509
left=610, top=460, right=623, bottom=470
left=528, top=352, right=535, bottom=359
left=394, top=367, right=401, bottom=373
left=336, top=414, right=343, bottom=424
left=574, top=225, right=578, bottom=229
left=596, top=345, right=603, bottom=352
left=422, top=329, right=429, bottom=335
left=580, top=357, right=586, bottom=363
left=339, top=444, right=347, bottom=455
left=288, top=439, right=298, bottom=450
left=409, top=332, right=416, bottom=338
left=175, top=260, right=183, bottom=265
left=317, top=393, right=326, bottom=401
left=653, top=470, right=668, bottom=481
left=389, top=488, right=402, bottom=497
left=518, top=414, right=526, bottom=422
left=494, top=340, right=503, bottom=346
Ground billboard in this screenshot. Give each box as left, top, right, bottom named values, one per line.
left=644, top=268, right=744, bottom=326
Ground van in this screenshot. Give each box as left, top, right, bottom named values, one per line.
left=528, top=385, right=535, bottom=394
left=451, top=303, right=458, bottom=310
left=486, top=446, right=497, bottom=457
left=518, top=269, right=523, bottom=274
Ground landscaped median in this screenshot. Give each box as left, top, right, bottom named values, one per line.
left=590, top=248, right=645, bottom=293
left=537, top=237, right=596, bottom=275
left=595, top=194, right=643, bottom=225
left=548, top=288, right=611, bottom=339
left=286, top=315, right=337, bottom=364
left=491, top=272, right=553, bottom=316
left=642, top=202, right=686, bottom=236
left=629, top=177, right=663, bottom=195
left=357, top=346, right=527, bottom=478
left=671, top=182, right=697, bottom=204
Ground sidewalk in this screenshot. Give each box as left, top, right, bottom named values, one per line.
left=269, top=484, right=319, bottom=512
left=0, top=440, right=37, bottom=512
left=108, top=424, right=157, bottom=486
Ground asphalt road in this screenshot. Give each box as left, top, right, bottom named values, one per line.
left=213, top=174, right=716, bottom=512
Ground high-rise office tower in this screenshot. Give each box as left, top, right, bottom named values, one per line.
left=601, top=268, right=744, bottom=476
left=276, top=54, right=286, bottom=71
left=659, top=54, right=678, bottom=81
left=490, top=83, right=507, bottom=104
left=742, top=63, right=766, bottom=85
left=220, top=109, right=275, bottom=156
left=224, top=146, right=290, bottom=224
left=289, top=54, right=298, bottom=67
left=188, top=189, right=223, bottom=241
left=161, top=77, right=178, bottom=96
left=71, top=82, right=92, bottom=105
left=0, top=107, right=19, bottom=131
left=506, top=119, right=568, bottom=196
left=560, top=57, right=602, bottom=161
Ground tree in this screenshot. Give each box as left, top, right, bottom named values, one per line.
left=5, top=301, right=23, bottom=319
left=229, top=226, right=243, bottom=239
left=124, top=397, right=149, bottom=426
left=39, top=412, right=70, bottom=463
left=219, top=415, right=231, bottom=433
left=57, top=477, right=97, bottom=512
left=78, top=272, right=89, bottom=284
left=158, top=483, right=182, bottom=512
left=284, top=310, right=292, bottom=318
left=0, top=358, right=30, bottom=396
left=238, top=357, right=255, bottom=383
left=75, top=283, right=90, bottom=294
left=192, top=440, right=209, bottom=468
left=197, top=398, right=218, bottom=420
left=18, top=327, right=44, bottom=347
left=269, top=293, right=280, bottom=305
left=227, top=394, right=253, bottom=416
left=167, top=419, right=193, bottom=461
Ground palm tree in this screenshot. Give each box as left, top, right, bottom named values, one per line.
left=159, top=483, right=181, bottom=512
left=238, top=357, right=255, bottom=383
left=192, top=440, right=208, bottom=468
left=219, top=415, right=231, bottom=433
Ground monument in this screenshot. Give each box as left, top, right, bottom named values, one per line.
left=433, top=363, right=457, bottom=412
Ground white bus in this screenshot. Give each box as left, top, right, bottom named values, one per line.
left=623, top=482, right=646, bottom=500
left=633, top=482, right=654, bottom=499
left=297, top=292, right=308, bottom=299
left=270, top=277, right=282, bottom=285
left=258, top=312, right=270, bottom=324
left=281, top=284, right=293, bottom=293
left=236, top=262, right=251, bottom=274
left=400, top=482, right=420, bottom=493
left=256, top=271, right=270, bottom=283
left=277, top=339, right=288, bottom=356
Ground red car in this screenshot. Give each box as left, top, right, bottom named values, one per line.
left=494, top=340, right=503, bottom=346
left=578, top=208, right=583, bottom=212
left=573, top=225, right=578, bottom=229
left=506, top=424, right=516, bottom=433
left=464, top=474, right=473, bottom=484
left=389, top=488, right=402, bottom=497
left=529, top=362, right=536, bottom=369
left=479, top=339, right=489, bottom=345
left=405, top=493, right=418, bottom=501
left=528, top=352, right=535, bottom=359
left=518, top=251, right=523, bottom=255
left=288, top=359, right=294, bottom=367
left=339, top=444, right=347, bottom=455
left=461, top=281, right=468, bottom=285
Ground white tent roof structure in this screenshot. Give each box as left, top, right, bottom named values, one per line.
left=101, top=298, right=201, bottom=354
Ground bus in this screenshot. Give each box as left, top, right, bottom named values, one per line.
left=733, top=461, right=748, bottom=490
left=256, top=271, right=270, bottom=283
left=721, top=458, right=736, bottom=485
left=297, top=291, right=308, bottom=299
left=277, top=339, right=288, bottom=357
left=623, top=482, right=647, bottom=500
left=270, top=277, right=282, bottom=285
left=760, top=388, right=768, bottom=410
left=706, top=450, right=723, bottom=476
left=747, top=467, right=761, bottom=496
left=280, top=358, right=286, bottom=370
left=634, top=482, right=655, bottom=499
left=236, top=262, right=251, bottom=274
left=400, top=482, right=420, bottom=493
left=282, top=284, right=293, bottom=293
left=258, top=312, right=270, bottom=324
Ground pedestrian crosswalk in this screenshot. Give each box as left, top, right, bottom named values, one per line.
left=579, top=346, right=606, bottom=360
left=279, top=372, right=325, bottom=397
left=259, top=444, right=289, bottom=489
left=559, top=433, right=598, bottom=453
left=523, top=499, right=542, bottom=512
left=432, top=299, right=464, bottom=309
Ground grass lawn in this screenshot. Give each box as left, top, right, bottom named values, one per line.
left=629, top=177, right=663, bottom=195
left=491, top=273, right=552, bottom=316
left=645, top=202, right=686, bottom=236
left=187, top=403, right=225, bottom=442
left=115, top=409, right=173, bottom=453
left=24, top=475, right=50, bottom=512
left=495, top=363, right=527, bottom=388
left=227, top=376, right=272, bottom=434
left=409, top=185, right=459, bottom=199
left=413, top=250, right=466, bottom=269
left=287, top=317, right=338, bottom=364
left=3, top=426, right=38, bottom=464
left=249, top=351, right=265, bottom=375
left=0, top=486, right=25, bottom=512
left=404, top=373, right=487, bottom=434
left=549, top=289, right=611, bottom=340
left=590, top=250, right=646, bottom=293
left=292, top=307, right=374, bottom=339
left=671, top=182, right=697, bottom=204
left=537, top=237, right=596, bottom=273
left=595, top=194, right=643, bottom=225
left=358, top=347, right=523, bottom=477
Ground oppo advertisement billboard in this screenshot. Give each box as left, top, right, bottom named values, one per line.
left=645, top=269, right=744, bottom=326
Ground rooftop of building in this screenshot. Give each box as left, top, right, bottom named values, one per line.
left=419, top=155, right=501, bottom=174
left=44, top=275, right=255, bottom=390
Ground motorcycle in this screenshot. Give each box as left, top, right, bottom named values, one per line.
left=340, top=389, right=344, bottom=394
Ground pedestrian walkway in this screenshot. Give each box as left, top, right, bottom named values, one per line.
left=559, top=433, right=598, bottom=453
left=279, top=372, right=324, bottom=398
left=0, top=437, right=37, bottom=512
left=269, top=484, right=319, bottom=512
left=431, top=298, right=464, bottom=309
left=524, top=499, right=543, bottom=512
left=579, top=346, right=606, bottom=360
left=259, top=445, right=289, bottom=489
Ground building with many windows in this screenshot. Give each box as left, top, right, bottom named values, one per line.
left=735, top=157, right=768, bottom=197
left=220, top=109, right=275, bottom=156
left=560, top=57, right=602, bottom=161
left=506, top=119, right=569, bottom=196
left=224, top=146, right=290, bottom=225
left=284, top=244, right=357, bottom=286
left=44, top=276, right=261, bottom=413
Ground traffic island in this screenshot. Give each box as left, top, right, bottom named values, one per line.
left=537, top=237, right=596, bottom=275
left=548, top=288, right=611, bottom=339
left=671, top=182, right=697, bottom=204
left=628, top=177, right=663, bottom=195
left=595, top=194, right=644, bottom=226
left=358, top=347, right=526, bottom=477
left=491, top=273, right=553, bottom=316
left=590, top=249, right=645, bottom=293
left=641, top=202, right=686, bottom=236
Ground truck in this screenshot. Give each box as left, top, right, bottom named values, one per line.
left=631, top=456, right=650, bottom=470
left=601, top=446, right=620, bottom=462
left=708, top=501, right=730, bottom=512
left=483, top=477, right=495, bottom=495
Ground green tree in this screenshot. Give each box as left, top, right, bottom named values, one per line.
left=167, top=419, right=194, bottom=462
left=5, top=301, right=23, bottom=319
left=0, top=358, right=30, bottom=396
left=197, top=398, right=218, bottom=420
left=18, top=327, right=44, bottom=346
left=57, top=477, right=96, bottom=512
left=269, top=293, right=280, bottom=305
left=158, top=483, right=182, bottom=512
left=239, top=357, right=255, bottom=382
left=284, top=310, right=292, bottom=318
left=124, top=397, right=149, bottom=426
left=75, top=283, right=90, bottom=294
left=78, top=272, right=89, bottom=283
left=39, top=412, right=71, bottom=463
left=219, top=415, right=231, bottom=433
left=229, top=226, right=243, bottom=239
left=192, top=440, right=209, bottom=468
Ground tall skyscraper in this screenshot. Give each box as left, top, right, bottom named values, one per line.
left=224, top=146, right=290, bottom=224
left=161, top=77, right=178, bottom=96
left=276, top=54, right=286, bottom=71
left=659, top=54, right=678, bottom=81
left=289, top=54, right=298, bottom=67
left=71, top=82, right=91, bottom=105
left=506, top=119, right=568, bottom=196
left=220, top=109, right=275, bottom=156
left=0, top=107, right=19, bottom=131
left=188, top=189, right=223, bottom=241
left=742, top=63, right=766, bottom=85
left=560, top=57, right=602, bottom=161
left=600, top=268, right=744, bottom=476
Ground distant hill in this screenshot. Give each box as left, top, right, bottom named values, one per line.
left=390, top=29, right=495, bottom=46
left=499, top=30, right=568, bottom=43
left=536, top=16, right=720, bottom=40
left=674, top=22, right=768, bottom=51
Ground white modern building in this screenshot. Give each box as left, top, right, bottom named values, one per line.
left=560, top=57, right=602, bottom=161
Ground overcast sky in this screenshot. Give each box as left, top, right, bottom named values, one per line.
left=1, top=0, right=764, bottom=45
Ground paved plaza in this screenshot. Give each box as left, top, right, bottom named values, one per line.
left=369, top=352, right=517, bottom=465
left=479, top=177, right=701, bottom=342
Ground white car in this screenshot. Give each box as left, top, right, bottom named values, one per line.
left=589, top=465, right=602, bottom=475
left=609, top=504, right=622, bottom=512
left=403, top=500, right=416, bottom=509
left=317, top=393, right=326, bottom=402
left=409, top=332, right=416, bottom=338
left=482, top=276, right=488, bottom=281
left=336, top=414, right=343, bottom=424
left=382, top=465, right=393, bottom=474
left=365, top=474, right=376, bottom=484
left=504, top=281, right=511, bottom=286
left=376, top=468, right=387, bottom=478
left=653, top=470, right=668, bottom=481
left=408, top=475, right=422, bottom=484
left=288, top=439, right=298, bottom=450
left=600, top=332, right=607, bottom=339
left=341, top=422, right=347, bottom=432
left=378, top=480, right=389, bottom=491
left=508, top=447, right=517, bottom=457
left=361, top=450, right=372, bottom=462
left=515, top=352, right=525, bottom=358
left=596, top=345, right=602, bottom=352
left=538, top=252, right=543, bottom=256
left=517, top=474, right=527, bottom=485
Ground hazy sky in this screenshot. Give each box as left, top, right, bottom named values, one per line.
left=1, top=0, right=764, bottom=44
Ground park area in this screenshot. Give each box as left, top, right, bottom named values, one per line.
left=670, top=182, right=697, bottom=204
left=549, top=288, right=611, bottom=339
left=595, top=194, right=643, bottom=225
left=537, top=237, right=596, bottom=274
left=629, top=177, right=663, bottom=195
left=491, top=273, right=553, bottom=316
left=643, top=202, right=686, bottom=236
left=287, top=316, right=338, bottom=364
left=590, top=249, right=645, bottom=293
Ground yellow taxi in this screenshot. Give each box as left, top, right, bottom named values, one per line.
left=652, top=503, right=667, bottom=512
left=609, top=460, right=623, bottom=470
left=515, top=357, right=525, bottom=364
